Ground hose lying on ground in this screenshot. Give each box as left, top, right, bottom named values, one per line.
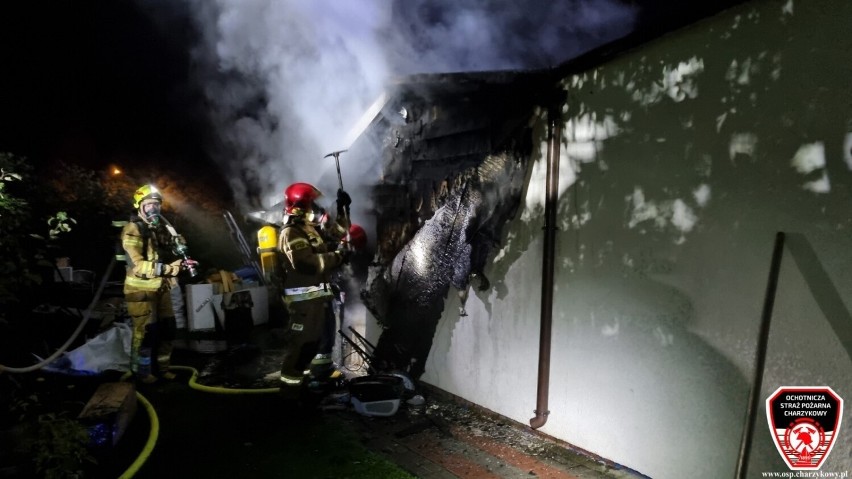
left=117, top=366, right=277, bottom=478
left=118, top=391, right=158, bottom=479
left=168, top=365, right=279, bottom=395
left=0, top=259, right=117, bottom=374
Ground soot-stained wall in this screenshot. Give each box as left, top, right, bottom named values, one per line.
left=399, top=0, right=852, bottom=477
left=360, top=72, right=548, bottom=377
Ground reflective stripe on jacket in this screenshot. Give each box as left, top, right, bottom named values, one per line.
left=282, top=283, right=334, bottom=304
left=280, top=374, right=303, bottom=386
left=121, top=219, right=173, bottom=292
left=278, top=219, right=343, bottom=292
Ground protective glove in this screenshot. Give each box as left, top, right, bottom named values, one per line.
left=159, top=258, right=198, bottom=277
left=154, top=259, right=184, bottom=277
left=336, top=189, right=351, bottom=217
left=336, top=245, right=352, bottom=265
left=168, top=259, right=185, bottom=276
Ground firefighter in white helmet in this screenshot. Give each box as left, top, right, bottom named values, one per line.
left=121, top=184, right=197, bottom=384
left=277, top=182, right=351, bottom=397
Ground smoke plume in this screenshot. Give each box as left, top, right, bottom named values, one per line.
left=384, top=0, right=638, bottom=74
left=144, top=0, right=638, bottom=214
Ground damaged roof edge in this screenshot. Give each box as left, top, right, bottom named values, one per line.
left=349, top=0, right=751, bottom=147
left=553, top=0, right=751, bottom=79
left=382, top=0, right=751, bottom=88
left=387, top=68, right=551, bottom=87
left=343, top=91, right=389, bottom=148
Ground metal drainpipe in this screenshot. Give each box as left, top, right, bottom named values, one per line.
left=530, top=105, right=561, bottom=429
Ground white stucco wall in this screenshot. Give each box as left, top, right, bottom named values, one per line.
left=417, top=1, right=852, bottom=477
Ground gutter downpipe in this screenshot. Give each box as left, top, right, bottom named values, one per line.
left=735, top=231, right=786, bottom=479
left=530, top=104, right=562, bottom=429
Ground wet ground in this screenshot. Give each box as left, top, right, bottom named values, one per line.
left=126, top=323, right=644, bottom=479
left=347, top=391, right=646, bottom=479
left=5, top=323, right=646, bottom=479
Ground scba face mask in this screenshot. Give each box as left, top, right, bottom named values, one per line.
left=141, top=201, right=162, bottom=225
left=305, top=204, right=328, bottom=225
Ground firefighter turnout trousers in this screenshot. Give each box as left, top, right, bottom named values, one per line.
left=279, top=298, right=336, bottom=390
left=126, top=285, right=177, bottom=376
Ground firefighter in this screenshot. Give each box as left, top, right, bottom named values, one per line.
left=121, top=184, right=197, bottom=383
left=277, top=182, right=351, bottom=397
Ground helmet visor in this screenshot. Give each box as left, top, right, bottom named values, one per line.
left=305, top=202, right=328, bottom=225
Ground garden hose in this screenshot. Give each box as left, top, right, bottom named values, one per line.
left=118, top=391, right=158, bottom=479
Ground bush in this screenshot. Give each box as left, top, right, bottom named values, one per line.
left=3, top=376, right=96, bottom=479
left=0, top=153, right=50, bottom=313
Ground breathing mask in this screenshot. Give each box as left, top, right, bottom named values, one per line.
left=305, top=203, right=328, bottom=225
left=140, top=200, right=161, bottom=225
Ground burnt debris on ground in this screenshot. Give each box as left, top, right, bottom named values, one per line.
left=0, top=321, right=640, bottom=479
left=168, top=329, right=636, bottom=478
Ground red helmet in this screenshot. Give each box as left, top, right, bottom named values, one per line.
left=284, top=182, right=322, bottom=216
left=347, top=224, right=368, bottom=251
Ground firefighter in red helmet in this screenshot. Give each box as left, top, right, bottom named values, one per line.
left=277, top=182, right=351, bottom=397
left=121, top=185, right=197, bottom=384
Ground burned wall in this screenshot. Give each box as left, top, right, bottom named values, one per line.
left=417, top=0, right=852, bottom=477
left=362, top=73, right=543, bottom=377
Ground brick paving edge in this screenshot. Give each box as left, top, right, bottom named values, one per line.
left=418, top=382, right=650, bottom=479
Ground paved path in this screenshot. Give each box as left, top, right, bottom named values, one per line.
left=130, top=329, right=647, bottom=479
left=340, top=393, right=646, bottom=479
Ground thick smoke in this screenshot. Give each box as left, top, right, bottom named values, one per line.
left=164, top=0, right=638, bottom=213
left=183, top=0, right=390, bottom=213
left=385, top=0, right=638, bottom=74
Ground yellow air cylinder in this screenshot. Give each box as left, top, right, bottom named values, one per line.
left=257, top=225, right=279, bottom=282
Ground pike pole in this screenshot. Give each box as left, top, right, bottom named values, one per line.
left=323, top=149, right=351, bottom=246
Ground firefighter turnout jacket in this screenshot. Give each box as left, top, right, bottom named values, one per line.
left=277, top=214, right=348, bottom=389
left=120, top=215, right=185, bottom=380
left=278, top=218, right=346, bottom=302
left=120, top=217, right=183, bottom=292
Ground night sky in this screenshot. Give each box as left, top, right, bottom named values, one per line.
left=0, top=1, right=205, bottom=174
left=0, top=0, right=741, bottom=205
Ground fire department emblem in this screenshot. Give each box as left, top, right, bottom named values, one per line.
left=765, top=386, right=843, bottom=470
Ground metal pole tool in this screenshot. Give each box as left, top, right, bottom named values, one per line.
left=323, top=149, right=348, bottom=192
left=323, top=149, right=351, bottom=245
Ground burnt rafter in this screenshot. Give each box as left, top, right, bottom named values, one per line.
left=360, top=69, right=550, bottom=378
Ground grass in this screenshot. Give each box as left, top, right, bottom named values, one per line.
left=1, top=367, right=415, bottom=479
left=125, top=387, right=416, bottom=479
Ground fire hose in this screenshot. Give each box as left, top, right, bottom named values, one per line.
left=0, top=257, right=117, bottom=374
left=168, top=365, right=278, bottom=394
left=159, top=215, right=199, bottom=279
left=118, top=391, right=158, bottom=479
left=0, top=254, right=276, bottom=477
left=116, top=366, right=279, bottom=478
